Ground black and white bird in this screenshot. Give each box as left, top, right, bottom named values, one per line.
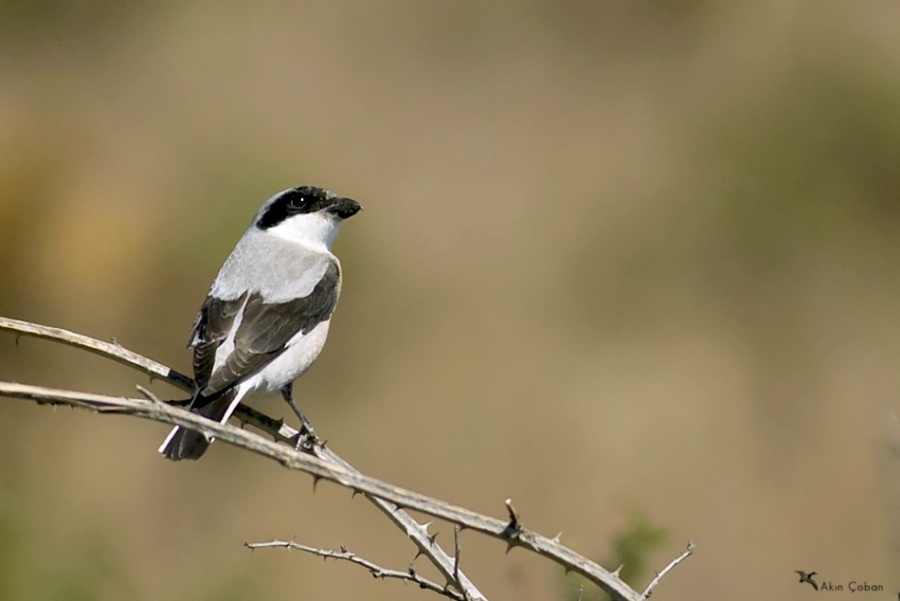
left=159, top=186, right=361, bottom=461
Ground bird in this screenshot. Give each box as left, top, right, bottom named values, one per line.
left=158, top=185, right=361, bottom=460
left=794, top=570, right=819, bottom=591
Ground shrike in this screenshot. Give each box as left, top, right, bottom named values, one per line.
left=159, top=185, right=361, bottom=461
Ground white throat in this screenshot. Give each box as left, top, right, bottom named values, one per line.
left=266, top=213, right=340, bottom=252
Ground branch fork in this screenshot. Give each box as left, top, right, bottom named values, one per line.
left=0, top=316, right=693, bottom=601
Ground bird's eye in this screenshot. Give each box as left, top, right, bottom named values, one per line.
left=288, top=196, right=308, bottom=210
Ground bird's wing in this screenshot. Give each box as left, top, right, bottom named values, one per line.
left=188, top=292, right=245, bottom=391
left=189, top=258, right=341, bottom=402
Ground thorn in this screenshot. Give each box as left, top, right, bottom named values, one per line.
left=428, top=532, right=439, bottom=545
left=422, top=521, right=433, bottom=534
left=505, top=498, right=517, bottom=519
left=501, top=498, right=523, bottom=540
left=408, top=563, right=416, bottom=576
left=312, top=476, right=321, bottom=491
left=413, top=548, right=424, bottom=560
left=340, top=544, right=347, bottom=553
left=612, top=564, right=623, bottom=577
left=552, top=532, right=562, bottom=544
left=351, top=489, right=361, bottom=499
left=504, top=498, right=521, bottom=528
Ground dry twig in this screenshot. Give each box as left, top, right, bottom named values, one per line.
left=641, top=541, right=695, bottom=599
left=245, top=540, right=465, bottom=601
left=0, top=316, right=485, bottom=601
left=0, top=316, right=694, bottom=601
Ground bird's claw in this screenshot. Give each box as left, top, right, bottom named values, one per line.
left=292, top=425, right=320, bottom=453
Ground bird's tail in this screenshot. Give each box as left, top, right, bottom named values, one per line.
left=158, top=390, right=240, bottom=461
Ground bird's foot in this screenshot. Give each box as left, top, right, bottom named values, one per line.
left=292, top=424, right=320, bottom=453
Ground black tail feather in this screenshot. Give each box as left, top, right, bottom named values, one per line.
left=159, top=392, right=236, bottom=461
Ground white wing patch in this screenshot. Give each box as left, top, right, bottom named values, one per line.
left=212, top=294, right=249, bottom=374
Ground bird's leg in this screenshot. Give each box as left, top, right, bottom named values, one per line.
left=281, top=383, right=319, bottom=450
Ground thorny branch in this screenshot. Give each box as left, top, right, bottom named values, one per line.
left=0, top=316, right=694, bottom=601
left=641, top=541, right=694, bottom=599
left=0, top=316, right=485, bottom=601
left=245, top=540, right=465, bottom=601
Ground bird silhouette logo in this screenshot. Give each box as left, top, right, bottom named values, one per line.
left=794, top=570, right=819, bottom=591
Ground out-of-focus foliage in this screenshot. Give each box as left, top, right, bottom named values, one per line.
left=564, top=514, right=666, bottom=601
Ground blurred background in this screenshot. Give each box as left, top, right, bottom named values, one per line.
left=1, top=2, right=899, bottom=600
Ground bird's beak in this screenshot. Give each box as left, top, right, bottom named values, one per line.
left=328, top=197, right=362, bottom=220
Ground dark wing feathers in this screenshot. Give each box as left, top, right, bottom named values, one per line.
left=190, top=260, right=341, bottom=403
left=189, top=292, right=247, bottom=392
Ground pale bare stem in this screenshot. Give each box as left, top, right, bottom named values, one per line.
left=0, top=316, right=193, bottom=391
left=0, top=318, right=488, bottom=601
left=244, top=540, right=465, bottom=601
left=453, top=525, right=461, bottom=586
left=640, top=541, right=695, bottom=599
left=311, top=446, right=485, bottom=600
left=0, top=382, right=638, bottom=600
left=136, top=385, right=163, bottom=404
left=234, top=403, right=482, bottom=598
left=0, top=317, right=651, bottom=601
left=0, top=317, right=486, bottom=600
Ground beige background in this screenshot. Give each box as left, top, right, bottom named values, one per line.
left=1, top=2, right=898, bottom=600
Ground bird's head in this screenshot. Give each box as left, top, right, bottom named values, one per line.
left=255, top=186, right=362, bottom=250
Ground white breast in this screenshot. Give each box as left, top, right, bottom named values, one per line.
left=255, top=320, right=332, bottom=391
